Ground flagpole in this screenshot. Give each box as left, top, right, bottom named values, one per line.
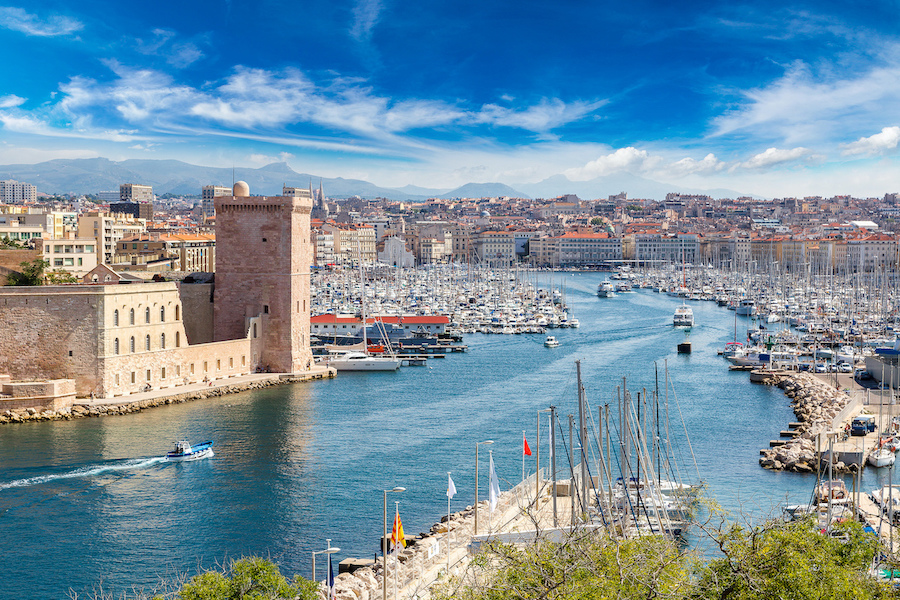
left=522, top=429, right=526, bottom=484
left=447, top=472, right=452, bottom=575
left=394, top=501, right=400, bottom=600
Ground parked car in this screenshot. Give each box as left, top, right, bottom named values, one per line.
left=839, top=363, right=852, bottom=373
left=855, top=368, right=872, bottom=380
left=815, top=363, right=827, bottom=373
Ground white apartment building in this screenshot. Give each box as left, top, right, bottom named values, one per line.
left=633, top=233, right=699, bottom=265
left=313, top=230, right=336, bottom=266
left=0, top=180, right=37, bottom=203
left=120, top=183, right=153, bottom=203
left=474, top=231, right=515, bottom=267
left=847, top=234, right=899, bottom=271
left=36, top=238, right=99, bottom=276
left=77, top=212, right=147, bottom=264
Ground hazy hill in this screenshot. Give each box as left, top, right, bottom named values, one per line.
left=0, top=157, right=755, bottom=201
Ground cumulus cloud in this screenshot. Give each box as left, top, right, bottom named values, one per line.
left=564, top=147, right=661, bottom=180
left=663, top=153, right=725, bottom=177
left=0, top=6, right=82, bottom=36
left=842, top=126, right=900, bottom=156
left=738, top=147, right=810, bottom=169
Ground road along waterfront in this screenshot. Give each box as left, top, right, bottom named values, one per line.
left=0, top=272, right=896, bottom=599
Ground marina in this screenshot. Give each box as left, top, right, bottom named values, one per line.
left=1, top=269, right=900, bottom=598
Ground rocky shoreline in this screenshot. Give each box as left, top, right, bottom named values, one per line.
left=0, top=374, right=329, bottom=425
left=757, top=372, right=854, bottom=473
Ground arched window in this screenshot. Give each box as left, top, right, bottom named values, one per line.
left=160, top=306, right=165, bottom=322
left=252, top=323, right=257, bottom=338
left=144, top=334, right=150, bottom=351
left=130, top=308, right=135, bottom=325
left=114, top=309, right=119, bottom=326
left=175, top=305, right=180, bottom=321
left=145, top=307, right=150, bottom=324
left=160, top=333, right=165, bottom=349
left=114, top=338, right=119, bottom=355
left=130, top=337, right=135, bottom=353
left=176, top=331, right=181, bottom=347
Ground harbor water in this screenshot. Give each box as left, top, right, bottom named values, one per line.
left=0, top=272, right=894, bottom=599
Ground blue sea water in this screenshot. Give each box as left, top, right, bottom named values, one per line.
left=0, top=273, right=893, bottom=599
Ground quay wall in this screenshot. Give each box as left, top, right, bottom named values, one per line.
left=0, top=369, right=335, bottom=425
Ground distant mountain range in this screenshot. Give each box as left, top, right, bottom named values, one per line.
left=0, top=157, right=754, bottom=201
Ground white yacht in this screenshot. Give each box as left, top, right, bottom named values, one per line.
left=327, top=351, right=401, bottom=371
left=544, top=335, right=560, bottom=348
left=673, top=304, right=694, bottom=327
left=736, top=299, right=756, bottom=316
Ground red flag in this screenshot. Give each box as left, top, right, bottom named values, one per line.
left=523, top=434, right=532, bottom=456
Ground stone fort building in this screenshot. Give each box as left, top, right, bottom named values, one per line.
left=0, top=182, right=313, bottom=398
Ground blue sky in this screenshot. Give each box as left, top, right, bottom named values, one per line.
left=3, top=0, right=900, bottom=197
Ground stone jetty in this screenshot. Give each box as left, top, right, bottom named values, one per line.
left=0, top=369, right=335, bottom=426
left=758, top=372, right=852, bottom=473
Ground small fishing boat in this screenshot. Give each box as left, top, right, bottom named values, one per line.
left=868, top=447, right=895, bottom=468
left=544, top=335, right=560, bottom=348
left=166, top=440, right=214, bottom=462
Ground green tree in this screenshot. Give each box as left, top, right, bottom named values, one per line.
left=0, top=237, right=23, bottom=249
left=46, top=269, right=78, bottom=284
left=5, top=258, right=47, bottom=286
left=173, top=557, right=318, bottom=600
left=692, top=517, right=891, bottom=600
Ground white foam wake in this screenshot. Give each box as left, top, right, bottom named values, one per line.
left=0, top=456, right=167, bottom=490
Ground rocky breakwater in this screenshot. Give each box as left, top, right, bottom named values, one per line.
left=758, top=372, right=852, bottom=473
left=0, top=374, right=327, bottom=425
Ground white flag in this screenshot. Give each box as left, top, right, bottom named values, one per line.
left=489, top=451, right=500, bottom=513
left=447, top=473, right=457, bottom=499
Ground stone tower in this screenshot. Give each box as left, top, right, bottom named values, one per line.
left=213, top=181, right=313, bottom=373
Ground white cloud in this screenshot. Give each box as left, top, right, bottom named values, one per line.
left=135, top=29, right=204, bottom=68
left=0, top=6, right=82, bottom=36
left=738, top=147, right=810, bottom=169
left=662, top=153, right=725, bottom=178
left=350, top=0, right=383, bottom=41
left=842, top=126, right=900, bottom=156
left=476, top=98, right=606, bottom=133
left=712, top=55, right=900, bottom=146
left=0, top=94, right=25, bottom=108
left=564, top=147, right=661, bottom=180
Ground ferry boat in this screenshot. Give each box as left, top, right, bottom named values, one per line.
left=673, top=304, right=694, bottom=327
left=736, top=299, right=757, bottom=316
left=166, top=440, right=214, bottom=462
left=544, top=335, right=560, bottom=348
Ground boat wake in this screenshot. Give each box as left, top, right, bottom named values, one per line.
left=0, top=456, right=167, bottom=490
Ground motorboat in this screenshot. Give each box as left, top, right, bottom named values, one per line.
left=327, top=351, right=401, bottom=371
left=815, top=479, right=850, bottom=505
left=597, top=281, right=616, bottom=298
left=544, top=336, right=560, bottom=348
left=869, top=447, right=896, bottom=468
left=673, top=304, right=694, bottom=327
left=736, top=299, right=757, bottom=316
left=166, top=440, right=214, bottom=462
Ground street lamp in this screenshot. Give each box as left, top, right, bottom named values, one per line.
left=311, top=538, right=340, bottom=587
left=474, top=440, right=494, bottom=535
left=383, top=486, right=406, bottom=600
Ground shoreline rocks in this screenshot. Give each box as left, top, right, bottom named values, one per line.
left=758, top=372, right=853, bottom=473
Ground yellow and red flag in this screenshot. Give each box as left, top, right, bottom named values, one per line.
left=391, top=506, right=406, bottom=551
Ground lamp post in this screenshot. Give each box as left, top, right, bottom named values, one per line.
left=311, top=538, right=340, bottom=587
left=383, top=486, right=405, bottom=600
left=474, top=439, right=494, bottom=535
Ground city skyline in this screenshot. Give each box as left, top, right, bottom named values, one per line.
left=2, top=1, right=900, bottom=198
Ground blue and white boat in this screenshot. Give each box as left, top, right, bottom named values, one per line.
left=166, top=440, right=214, bottom=462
